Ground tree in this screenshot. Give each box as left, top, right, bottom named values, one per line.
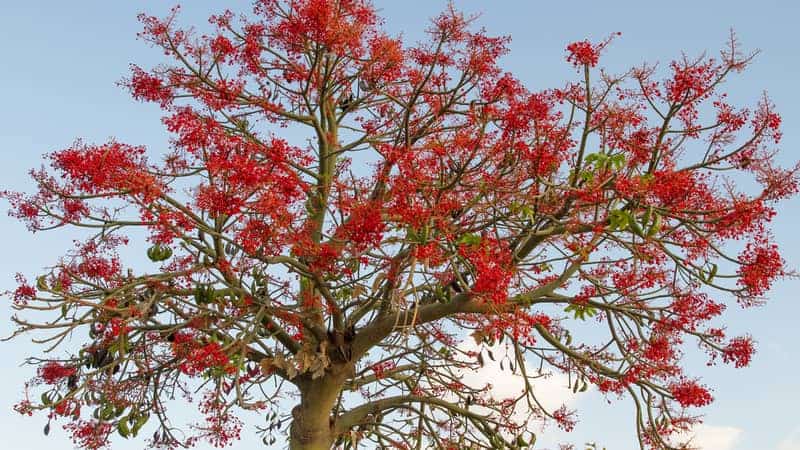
left=2, top=1, right=796, bottom=449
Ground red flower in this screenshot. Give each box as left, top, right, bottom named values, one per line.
left=670, top=380, right=713, bottom=407
left=370, top=361, right=396, bottom=379
left=176, top=340, right=234, bottom=376
left=553, top=405, right=577, bottom=431
left=737, top=240, right=784, bottom=299
left=127, top=65, right=173, bottom=106
left=565, top=34, right=619, bottom=67
left=458, top=237, right=514, bottom=304
left=53, top=398, right=82, bottom=417
left=51, top=141, right=162, bottom=201
left=11, top=273, right=36, bottom=305
left=38, top=362, right=77, bottom=384
left=64, top=420, right=112, bottom=450
left=722, top=336, right=755, bottom=368
left=336, top=203, right=386, bottom=252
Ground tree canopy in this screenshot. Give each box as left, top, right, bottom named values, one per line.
left=3, top=1, right=797, bottom=449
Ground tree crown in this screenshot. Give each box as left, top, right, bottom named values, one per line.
left=3, top=1, right=797, bottom=449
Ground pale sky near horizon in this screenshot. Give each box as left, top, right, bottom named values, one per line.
left=1, top=1, right=799, bottom=449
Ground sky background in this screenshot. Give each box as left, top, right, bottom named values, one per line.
left=1, top=1, right=799, bottom=449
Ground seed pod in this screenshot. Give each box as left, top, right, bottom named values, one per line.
left=194, top=285, right=212, bottom=305
left=158, top=246, right=172, bottom=261
left=36, top=275, right=49, bottom=291
left=67, top=374, right=79, bottom=390
left=642, top=205, right=653, bottom=226
left=647, top=213, right=662, bottom=237
left=708, top=263, right=718, bottom=282
left=338, top=93, right=355, bottom=111
left=629, top=215, right=644, bottom=236
left=93, top=348, right=107, bottom=368
left=147, top=244, right=172, bottom=262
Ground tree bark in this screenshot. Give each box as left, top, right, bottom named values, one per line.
left=288, top=368, right=348, bottom=450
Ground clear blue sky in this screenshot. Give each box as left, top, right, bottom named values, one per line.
left=1, top=1, right=798, bottom=449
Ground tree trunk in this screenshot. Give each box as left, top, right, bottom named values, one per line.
left=288, top=370, right=346, bottom=450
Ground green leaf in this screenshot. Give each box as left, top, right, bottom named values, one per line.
left=457, top=233, right=481, bottom=246
left=642, top=206, right=653, bottom=226
left=118, top=419, right=130, bottom=439
left=646, top=213, right=662, bottom=237
left=629, top=215, right=644, bottom=236
left=132, top=413, right=149, bottom=436
left=708, top=263, right=718, bottom=282
left=610, top=153, right=626, bottom=171
left=99, top=404, right=115, bottom=421
left=584, top=153, right=602, bottom=166
left=520, top=205, right=535, bottom=219
left=36, top=275, right=48, bottom=291
left=608, top=210, right=630, bottom=231
left=565, top=304, right=597, bottom=321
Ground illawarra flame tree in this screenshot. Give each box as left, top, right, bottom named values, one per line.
left=3, top=1, right=797, bottom=449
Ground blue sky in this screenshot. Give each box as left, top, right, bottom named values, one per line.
left=1, top=1, right=798, bottom=449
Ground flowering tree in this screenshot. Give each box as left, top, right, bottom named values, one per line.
left=3, top=1, right=797, bottom=449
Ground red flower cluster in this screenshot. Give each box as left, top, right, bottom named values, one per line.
left=37, top=362, right=77, bottom=385
left=64, top=420, right=112, bottom=450
left=552, top=405, right=577, bottom=431
left=566, top=41, right=600, bottom=67
left=370, top=360, right=396, bottom=380
left=737, top=240, right=784, bottom=299
left=667, top=292, right=725, bottom=331
left=190, top=391, right=243, bottom=447
left=565, top=34, right=619, bottom=67
left=459, top=238, right=514, bottom=304
left=666, top=59, right=717, bottom=103
left=13, top=400, right=34, bottom=416
left=196, top=185, right=246, bottom=217
left=53, top=398, right=82, bottom=417
left=127, top=65, right=173, bottom=106
left=172, top=334, right=234, bottom=376
left=669, top=380, right=713, bottom=408
left=336, top=203, right=386, bottom=252
left=722, top=336, right=755, bottom=368
left=11, top=273, right=36, bottom=305
left=259, top=0, right=377, bottom=57
left=51, top=141, right=161, bottom=200
left=103, top=318, right=129, bottom=342
left=74, top=255, right=121, bottom=283
left=478, top=310, right=551, bottom=346
left=642, top=335, right=676, bottom=364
